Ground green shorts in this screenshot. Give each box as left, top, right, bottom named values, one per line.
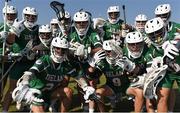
left=158, top=73, right=180, bottom=91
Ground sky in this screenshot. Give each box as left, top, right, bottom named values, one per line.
left=0, top=0, right=180, bottom=26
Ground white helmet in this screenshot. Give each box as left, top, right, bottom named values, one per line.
left=135, top=14, right=148, bottom=33
left=50, top=37, right=69, bottom=63
left=154, top=4, right=171, bottom=23
left=2, top=5, right=18, bottom=25
left=50, top=18, right=59, bottom=24
left=58, top=11, right=72, bottom=35
left=39, top=24, right=52, bottom=47
left=145, top=17, right=166, bottom=47
left=103, top=40, right=118, bottom=65
left=73, top=11, right=90, bottom=36
left=125, top=31, right=144, bottom=58
left=107, top=6, right=120, bottom=24
left=23, top=6, right=38, bottom=28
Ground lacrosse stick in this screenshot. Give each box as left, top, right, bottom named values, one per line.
left=109, top=40, right=123, bottom=59
left=122, top=5, right=126, bottom=24
left=1, top=0, right=10, bottom=95
left=50, top=0, right=67, bottom=33
left=143, top=56, right=168, bottom=99
left=50, top=1, right=65, bottom=21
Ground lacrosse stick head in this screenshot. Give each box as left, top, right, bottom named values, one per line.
left=20, top=39, right=33, bottom=56
left=143, top=65, right=168, bottom=99
left=103, top=40, right=123, bottom=65
left=50, top=1, right=65, bottom=21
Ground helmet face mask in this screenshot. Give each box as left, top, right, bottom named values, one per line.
left=108, top=12, right=120, bottom=23
left=24, top=14, right=37, bottom=23
left=51, top=23, right=59, bottom=33
left=58, top=11, right=71, bottom=33
left=52, top=47, right=67, bottom=61
left=39, top=32, right=52, bottom=46
left=73, top=11, right=90, bottom=36
left=135, top=21, right=147, bottom=32
left=23, top=7, right=38, bottom=28
left=135, top=14, right=148, bottom=33
left=5, top=13, right=17, bottom=25
left=3, top=5, right=17, bottom=25
left=127, top=42, right=144, bottom=58
left=155, top=12, right=171, bottom=23
left=39, top=24, right=52, bottom=47
left=125, top=31, right=144, bottom=58
left=145, top=17, right=166, bottom=47
left=147, top=27, right=166, bottom=46
left=105, top=50, right=118, bottom=59
left=155, top=4, right=171, bottom=24
left=107, top=6, right=120, bottom=24
left=74, top=21, right=89, bottom=35
left=50, top=38, right=69, bottom=63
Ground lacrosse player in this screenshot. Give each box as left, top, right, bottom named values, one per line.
left=68, top=10, right=103, bottom=113
left=134, top=14, right=152, bottom=47
left=58, top=11, right=73, bottom=37
left=87, top=39, right=135, bottom=112
left=144, top=17, right=180, bottom=112
left=35, top=24, right=52, bottom=56
left=124, top=31, right=149, bottom=112
left=155, top=4, right=180, bottom=112
left=11, top=37, right=73, bottom=112
left=50, top=18, right=60, bottom=38
left=101, top=5, right=134, bottom=47
left=0, top=5, right=17, bottom=42
left=2, top=6, right=41, bottom=112
left=0, top=5, right=18, bottom=96
left=12, top=37, right=99, bottom=112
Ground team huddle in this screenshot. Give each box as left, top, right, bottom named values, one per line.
left=0, top=1, right=180, bottom=113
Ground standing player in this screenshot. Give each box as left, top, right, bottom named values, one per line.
left=2, top=6, right=40, bottom=112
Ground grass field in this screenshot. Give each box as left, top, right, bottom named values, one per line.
left=1, top=75, right=180, bottom=112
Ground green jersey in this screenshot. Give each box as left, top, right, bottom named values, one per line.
left=167, top=21, right=180, bottom=40
left=144, top=43, right=180, bottom=88
left=69, top=27, right=102, bottom=65
left=103, top=19, right=124, bottom=41
left=69, top=27, right=102, bottom=50
left=97, top=59, right=130, bottom=93
left=30, top=55, right=81, bottom=91
left=123, top=45, right=148, bottom=74
left=15, top=25, right=40, bottom=52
